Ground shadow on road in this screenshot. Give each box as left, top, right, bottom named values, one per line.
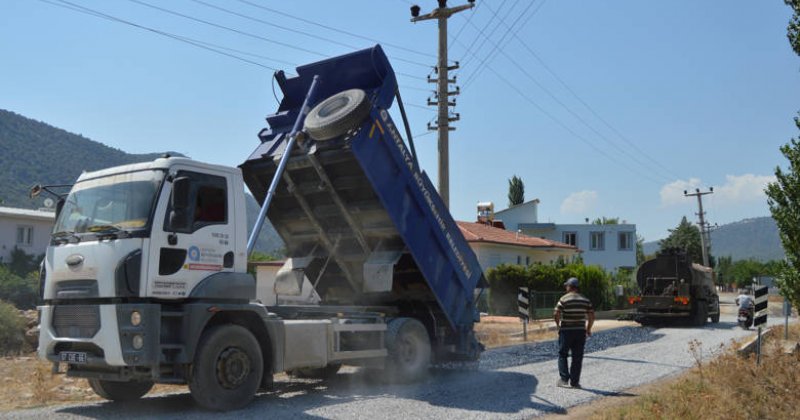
left=583, top=354, right=684, bottom=369
left=57, top=369, right=561, bottom=418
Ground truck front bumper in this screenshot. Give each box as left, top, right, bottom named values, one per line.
left=38, top=303, right=161, bottom=370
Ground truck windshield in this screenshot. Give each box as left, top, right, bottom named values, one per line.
left=53, top=170, right=165, bottom=236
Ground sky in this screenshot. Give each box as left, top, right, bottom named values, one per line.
left=1, top=0, right=798, bottom=242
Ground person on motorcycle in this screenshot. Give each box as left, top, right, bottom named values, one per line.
left=736, top=288, right=754, bottom=312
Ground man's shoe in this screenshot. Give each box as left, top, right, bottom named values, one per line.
left=556, top=379, right=570, bottom=388
left=570, top=383, right=582, bottom=389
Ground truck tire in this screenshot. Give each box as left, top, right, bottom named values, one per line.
left=384, top=318, right=431, bottom=383
left=304, top=89, right=371, bottom=141
left=290, top=363, right=342, bottom=379
left=88, top=378, right=153, bottom=401
left=693, top=303, right=708, bottom=327
left=189, top=324, right=263, bottom=411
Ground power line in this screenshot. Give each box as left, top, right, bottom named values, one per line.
left=457, top=0, right=517, bottom=71
left=448, top=0, right=479, bottom=50
left=461, top=0, right=542, bottom=90
left=234, top=0, right=436, bottom=60
left=504, top=30, right=683, bottom=180
left=474, top=0, right=679, bottom=181
left=187, top=0, right=431, bottom=69
left=40, top=0, right=286, bottom=72
left=485, top=62, right=665, bottom=185
left=452, top=3, right=673, bottom=183
left=125, top=0, right=328, bottom=57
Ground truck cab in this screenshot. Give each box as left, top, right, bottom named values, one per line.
left=39, top=157, right=255, bottom=372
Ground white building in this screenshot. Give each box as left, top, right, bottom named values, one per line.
left=495, top=200, right=637, bottom=272
left=456, top=221, right=579, bottom=272
left=0, top=206, right=55, bottom=263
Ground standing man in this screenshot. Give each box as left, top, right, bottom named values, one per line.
left=554, top=277, right=595, bottom=389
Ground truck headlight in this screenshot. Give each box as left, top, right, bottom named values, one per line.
left=132, top=334, right=144, bottom=350
left=130, top=310, right=142, bottom=326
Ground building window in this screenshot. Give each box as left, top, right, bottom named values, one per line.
left=563, top=232, right=577, bottom=246
left=516, top=255, right=521, bottom=265
left=16, top=226, right=33, bottom=246
left=525, top=256, right=530, bottom=266
left=590, top=231, right=605, bottom=250
left=618, top=232, right=633, bottom=251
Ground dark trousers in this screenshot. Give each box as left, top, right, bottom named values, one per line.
left=558, top=329, right=586, bottom=386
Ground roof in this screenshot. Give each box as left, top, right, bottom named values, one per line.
left=494, top=198, right=540, bottom=215
left=456, top=221, right=578, bottom=250
left=0, top=206, right=55, bottom=222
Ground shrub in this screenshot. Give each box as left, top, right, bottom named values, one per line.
left=0, top=266, right=39, bottom=310
left=0, top=299, right=26, bottom=355
left=486, top=261, right=614, bottom=315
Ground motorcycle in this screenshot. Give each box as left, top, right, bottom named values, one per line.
left=737, top=307, right=754, bottom=329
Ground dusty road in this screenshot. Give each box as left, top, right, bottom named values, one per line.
left=8, top=306, right=786, bottom=420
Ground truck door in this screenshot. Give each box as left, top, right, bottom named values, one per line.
left=145, top=170, right=236, bottom=298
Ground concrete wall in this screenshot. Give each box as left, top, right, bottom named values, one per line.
left=524, top=223, right=637, bottom=272
left=0, top=208, right=54, bottom=264
left=494, top=200, right=539, bottom=231
left=469, top=242, right=577, bottom=274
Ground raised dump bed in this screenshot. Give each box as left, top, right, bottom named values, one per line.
left=240, top=46, right=485, bottom=359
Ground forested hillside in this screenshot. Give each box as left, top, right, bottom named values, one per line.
left=0, top=109, right=180, bottom=208
left=643, top=216, right=784, bottom=262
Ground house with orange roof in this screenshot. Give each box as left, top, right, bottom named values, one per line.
left=456, top=221, right=579, bottom=273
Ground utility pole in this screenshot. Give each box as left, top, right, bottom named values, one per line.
left=684, top=187, right=714, bottom=267
left=410, top=0, right=474, bottom=208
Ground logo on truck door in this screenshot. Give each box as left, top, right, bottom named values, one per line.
left=184, top=246, right=223, bottom=271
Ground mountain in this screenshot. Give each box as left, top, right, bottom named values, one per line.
left=643, top=216, right=784, bottom=262
left=0, top=108, right=283, bottom=254
left=0, top=109, right=182, bottom=209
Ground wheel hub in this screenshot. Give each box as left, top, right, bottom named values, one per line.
left=216, top=347, right=251, bottom=389
left=399, top=337, right=417, bottom=363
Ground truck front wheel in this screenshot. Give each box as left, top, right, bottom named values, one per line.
left=384, top=318, right=431, bottom=383
left=88, top=378, right=153, bottom=401
left=189, top=325, right=263, bottom=411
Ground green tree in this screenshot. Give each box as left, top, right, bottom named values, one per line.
left=786, top=1, right=799, bottom=55
left=764, top=1, right=800, bottom=308
left=0, top=299, right=26, bottom=355
left=507, top=175, right=525, bottom=207
left=591, top=217, right=620, bottom=225
left=766, top=116, right=800, bottom=307
left=635, top=235, right=647, bottom=266
left=659, top=216, right=704, bottom=264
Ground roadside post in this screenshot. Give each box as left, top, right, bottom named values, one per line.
left=518, top=287, right=530, bottom=341
left=753, top=284, right=768, bottom=364
left=785, top=298, right=792, bottom=340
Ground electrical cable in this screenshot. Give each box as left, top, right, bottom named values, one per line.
left=235, top=0, right=436, bottom=59
left=40, top=0, right=286, bottom=72
left=187, top=0, right=431, bottom=69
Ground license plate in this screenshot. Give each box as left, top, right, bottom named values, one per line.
left=60, top=351, right=87, bottom=364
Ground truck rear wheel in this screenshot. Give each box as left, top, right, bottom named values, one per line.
left=88, top=378, right=153, bottom=401
left=189, top=325, right=263, bottom=411
left=384, top=318, right=431, bottom=383
left=304, top=89, right=371, bottom=141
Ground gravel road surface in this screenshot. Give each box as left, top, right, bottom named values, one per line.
left=6, top=310, right=787, bottom=420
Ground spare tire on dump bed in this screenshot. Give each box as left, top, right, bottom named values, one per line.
left=304, top=89, right=371, bottom=141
